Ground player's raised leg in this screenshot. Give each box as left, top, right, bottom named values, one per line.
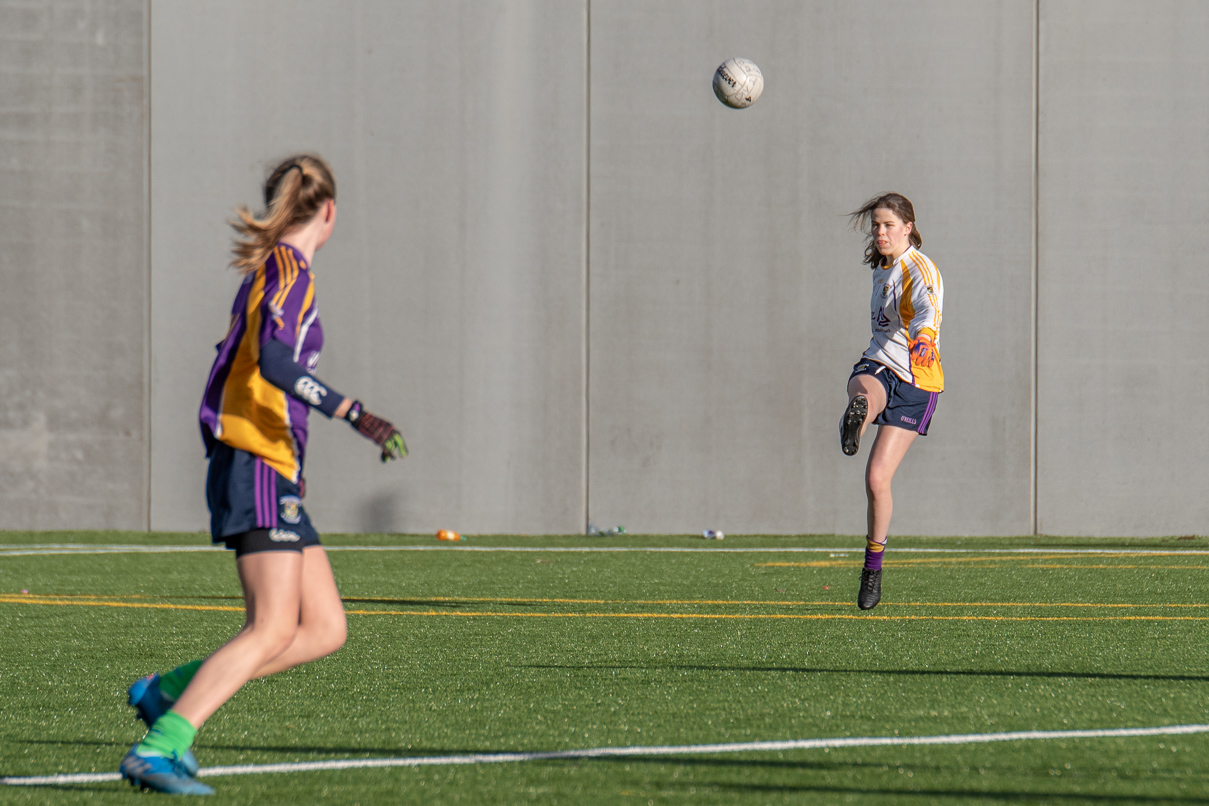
left=858, top=424, right=918, bottom=610
left=841, top=372, right=887, bottom=456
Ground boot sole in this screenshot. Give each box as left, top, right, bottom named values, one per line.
left=841, top=395, right=868, bottom=456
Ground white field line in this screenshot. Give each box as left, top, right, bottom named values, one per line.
left=3, top=545, right=1209, bottom=557
left=5, top=723, right=1209, bottom=786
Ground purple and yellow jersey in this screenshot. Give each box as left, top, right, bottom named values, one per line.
left=863, top=246, right=944, bottom=393
left=199, top=243, right=324, bottom=481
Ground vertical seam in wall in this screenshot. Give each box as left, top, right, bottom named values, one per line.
left=1031, top=0, right=1040, bottom=536
left=144, top=0, right=153, bottom=531
left=583, top=0, right=591, bottom=535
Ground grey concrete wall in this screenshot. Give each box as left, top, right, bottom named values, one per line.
left=588, top=0, right=1035, bottom=535
left=4, top=1, right=1203, bottom=536
left=149, top=0, right=587, bottom=534
left=1037, top=0, right=1209, bottom=536
left=0, top=0, right=148, bottom=529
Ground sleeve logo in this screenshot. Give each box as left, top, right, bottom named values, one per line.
left=294, top=376, right=326, bottom=405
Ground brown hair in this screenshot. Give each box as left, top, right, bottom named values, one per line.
left=848, top=192, right=922, bottom=268
left=229, top=154, right=337, bottom=273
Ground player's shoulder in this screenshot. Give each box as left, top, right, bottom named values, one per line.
left=903, top=247, right=940, bottom=280
left=262, top=244, right=313, bottom=292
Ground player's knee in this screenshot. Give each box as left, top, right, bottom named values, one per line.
left=865, top=466, right=893, bottom=499
left=250, top=619, right=299, bottom=657
left=324, top=612, right=348, bottom=654
left=307, top=610, right=347, bottom=658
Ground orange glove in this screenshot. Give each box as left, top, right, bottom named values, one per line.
left=908, top=333, right=939, bottom=369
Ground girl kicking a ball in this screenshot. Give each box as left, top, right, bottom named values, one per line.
left=119, top=154, right=407, bottom=794
left=839, top=193, right=943, bottom=611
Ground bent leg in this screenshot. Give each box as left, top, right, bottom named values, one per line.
left=250, top=546, right=347, bottom=679
left=846, top=374, right=888, bottom=438
left=170, top=551, right=304, bottom=727
left=865, top=425, right=918, bottom=544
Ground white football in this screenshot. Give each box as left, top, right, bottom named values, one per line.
left=713, top=58, right=763, bottom=109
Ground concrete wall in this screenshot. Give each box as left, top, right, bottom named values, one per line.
left=588, top=0, right=1035, bottom=535
left=0, top=0, right=148, bottom=529
left=149, top=0, right=587, bottom=535
left=1, top=1, right=1204, bottom=535
left=1037, top=0, right=1209, bottom=535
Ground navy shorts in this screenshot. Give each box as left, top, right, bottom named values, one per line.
left=848, top=359, right=939, bottom=436
left=206, top=442, right=320, bottom=553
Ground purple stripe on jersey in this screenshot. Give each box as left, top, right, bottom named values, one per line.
left=919, top=393, right=939, bottom=434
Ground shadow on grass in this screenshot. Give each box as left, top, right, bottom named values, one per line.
left=519, top=663, right=1209, bottom=684
left=3, top=783, right=123, bottom=794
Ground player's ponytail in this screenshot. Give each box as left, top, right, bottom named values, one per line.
left=849, top=192, right=922, bottom=268
left=230, top=154, right=337, bottom=274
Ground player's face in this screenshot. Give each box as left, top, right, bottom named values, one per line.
left=871, top=208, right=913, bottom=261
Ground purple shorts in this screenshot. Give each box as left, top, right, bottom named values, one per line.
left=848, top=359, right=939, bottom=436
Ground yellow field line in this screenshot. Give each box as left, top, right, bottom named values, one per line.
left=0, top=596, right=243, bottom=613
left=3, top=596, right=1208, bottom=622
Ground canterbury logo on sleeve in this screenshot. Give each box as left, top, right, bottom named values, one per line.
left=293, top=376, right=327, bottom=406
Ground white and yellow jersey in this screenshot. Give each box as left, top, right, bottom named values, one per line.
left=863, top=246, right=944, bottom=393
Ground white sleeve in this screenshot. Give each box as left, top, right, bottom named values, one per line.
left=906, top=258, right=942, bottom=340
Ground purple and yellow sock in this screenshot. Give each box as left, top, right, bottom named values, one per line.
left=863, top=538, right=886, bottom=570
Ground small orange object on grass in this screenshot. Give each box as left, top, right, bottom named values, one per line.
left=436, top=529, right=462, bottom=541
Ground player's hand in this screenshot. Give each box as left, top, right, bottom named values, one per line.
left=908, top=334, right=939, bottom=369
left=345, top=401, right=409, bottom=462
left=379, top=430, right=408, bottom=462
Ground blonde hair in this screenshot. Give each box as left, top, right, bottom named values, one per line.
left=848, top=192, right=922, bottom=268
left=230, top=154, right=337, bottom=273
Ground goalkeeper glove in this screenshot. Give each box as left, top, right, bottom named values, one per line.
left=345, top=401, right=408, bottom=462
left=908, top=334, right=939, bottom=369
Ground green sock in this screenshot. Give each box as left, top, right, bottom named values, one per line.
left=136, top=710, right=197, bottom=759
left=159, top=660, right=203, bottom=701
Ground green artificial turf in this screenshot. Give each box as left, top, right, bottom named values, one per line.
left=2, top=533, right=1208, bottom=804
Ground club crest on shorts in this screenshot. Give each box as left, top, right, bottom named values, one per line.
left=279, top=496, right=302, bottom=525
left=269, top=528, right=300, bottom=542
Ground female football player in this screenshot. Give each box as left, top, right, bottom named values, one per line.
left=120, top=154, right=407, bottom=794
left=839, top=193, right=943, bottom=611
